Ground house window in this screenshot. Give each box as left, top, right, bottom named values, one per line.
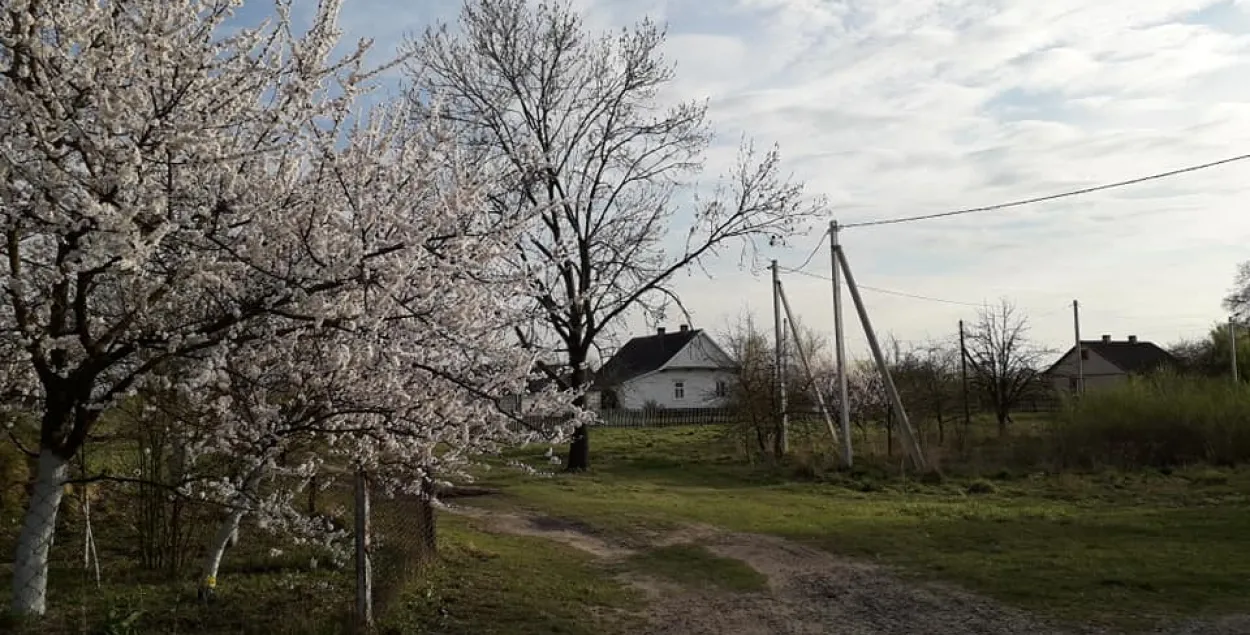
left=715, top=380, right=728, bottom=397
left=674, top=381, right=685, bottom=400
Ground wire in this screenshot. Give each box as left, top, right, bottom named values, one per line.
left=859, top=284, right=987, bottom=307
left=779, top=268, right=987, bottom=307
left=841, top=152, right=1250, bottom=229
left=780, top=228, right=829, bottom=273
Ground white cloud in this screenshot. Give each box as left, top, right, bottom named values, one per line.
left=329, top=0, right=1250, bottom=358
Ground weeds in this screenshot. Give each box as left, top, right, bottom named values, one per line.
left=1051, top=372, right=1250, bottom=468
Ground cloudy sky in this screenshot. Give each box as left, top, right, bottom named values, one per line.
left=244, top=0, right=1250, bottom=361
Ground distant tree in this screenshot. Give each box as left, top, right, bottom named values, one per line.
left=964, top=300, right=1049, bottom=436
left=844, top=360, right=889, bottom=449
left=405, top=0, right=823, bottom=471
left=1168, top=338, right=1213, bottom=375
left=890, top=340, right=959, bottom=444
left=1172, top=322, right=1250, bottom=381
left=720, top=310, right=835, bottom=460
left=719, top=314, right=776, bottom=461
left=1224, top=261, right=1250, bottom=322
left=719, top=313, right=832, bottom=461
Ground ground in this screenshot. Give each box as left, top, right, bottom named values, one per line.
left=454, top=424, right=1250, bottom=634
left=449, top=504, right=1088, bottom=634
left=5, top=423, right=1250, bottom=634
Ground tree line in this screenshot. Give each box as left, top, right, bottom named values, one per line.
left=720, top=289, right=1250, bottom=465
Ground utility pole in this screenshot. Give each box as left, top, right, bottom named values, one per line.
left=1073, top=300, right=1083, bottom=395
left=834, top=246, right=926, bottom=470
left=777, top=281, right=841, bottom=448
left=829, top=220, right=852, bottom=467
left=1231, top=316, right=1239, bottom=384
left=771, top=260, right=788, bottom=458
left=958, top=320, right=971, bottom=438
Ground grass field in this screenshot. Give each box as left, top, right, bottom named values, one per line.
left=6, top=419, right=1250, bottom=633
left=471, top=425, right=1250, bottom=631
left=0, top=506, right=643, bottom=635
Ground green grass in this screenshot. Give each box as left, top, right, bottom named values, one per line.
left=619, top=545, right=767, bottom=593
left=479, top=424, right=1250, bottom=630
left=2, top=485, right=641, bottom=635
left=376, top=514, right=642, bottom=635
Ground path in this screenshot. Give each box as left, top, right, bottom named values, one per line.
left=447, top=504, right=1094, bottom=635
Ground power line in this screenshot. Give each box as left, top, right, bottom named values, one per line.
left=841, top=152, right=1250, bottom=229
left=780, top=228, right=829, bottom=272
left=778, top=267, right=986, bottom=307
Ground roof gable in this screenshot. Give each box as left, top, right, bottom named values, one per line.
left=596, top=329, right=703, bottom=386
left=659, top=331, right=736, bottom=370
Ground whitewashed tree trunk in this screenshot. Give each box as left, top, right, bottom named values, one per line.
left=199, top=468, right=263, bottom=597
left=199, top=508, right=246, bottom=597
left=10, top=450, right=69, bottom=616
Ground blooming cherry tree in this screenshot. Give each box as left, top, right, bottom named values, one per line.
left=0, top=0, right=572, bottom=616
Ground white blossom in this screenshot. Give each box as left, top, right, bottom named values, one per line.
left=0, top=0, right=582, bottom=616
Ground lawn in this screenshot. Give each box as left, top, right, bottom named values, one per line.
left=372, top=514, right=642, bottom=635
left=0, top=477, right=642, bottom=635
left=7, top=420, right=1250, bottom=633
left=473, top=424, right=1250, bottom=631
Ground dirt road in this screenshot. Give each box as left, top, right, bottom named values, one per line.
left=448, top=504, right=1106, bottom=635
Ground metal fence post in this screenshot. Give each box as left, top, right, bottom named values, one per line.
left=354, top=468, right=372, bottom=630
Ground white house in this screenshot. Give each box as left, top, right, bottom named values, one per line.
left=1043, top=334, right=1178, bottom=393
left=592, top=325, right=737, bottom=410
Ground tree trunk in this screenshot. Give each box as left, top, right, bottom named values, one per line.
left=564, top=355, right=590, bottom=471
left=996, top=410, right=1009, bottom=437
left=10, top=450, right=69, bottom=616
left=199, top=507, right=246, bottom=600
left=566, top=424, right=590, bottom=471
left=417, top=478, right=438, bottom=562
left=199, top=467, right=264, bottom=599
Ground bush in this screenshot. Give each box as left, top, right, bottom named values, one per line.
left=965, top=479, right=997, bottom=495
left=1051, top=372, right=1250, bottom=469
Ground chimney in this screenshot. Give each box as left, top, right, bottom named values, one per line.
left=1128, top=335, right=1138, bottom=344
left=1101, top=334, right=1112, bottom=343
left=679, top=324, right=689, bottom=332
left=657, top=326, right=666, bottom=336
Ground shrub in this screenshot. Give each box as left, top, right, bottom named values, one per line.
left=965, top=479, right=997, bottom=495
left=1050, top=371, right=1250, bottom=469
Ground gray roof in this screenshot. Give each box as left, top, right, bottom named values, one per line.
left=1046, top=339, right=1178, bottom=375
left=595, top=329, right=701, bottom=387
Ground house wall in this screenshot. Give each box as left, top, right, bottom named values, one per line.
left=617, top=369, right=735, bottom=410
left=663, top=332, right=734, bottom=369
left=1047, top=348, right=1126, bottom=393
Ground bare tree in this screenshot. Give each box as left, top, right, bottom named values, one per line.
left=405, top=0, right=823, bottom=470
left=719, top=312, right=832, bottom=461
left=844, top=360, right=889, bottom=450
left=890, top=340, right=959, bottom=444
left=964, top=300, right=1048, bottom=436
left=1225, top=261, right=1250, bottom=322
left=718, top=314, right=775, bottom=461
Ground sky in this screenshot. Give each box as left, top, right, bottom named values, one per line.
left=237, top=0, right=1250, bottom=363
